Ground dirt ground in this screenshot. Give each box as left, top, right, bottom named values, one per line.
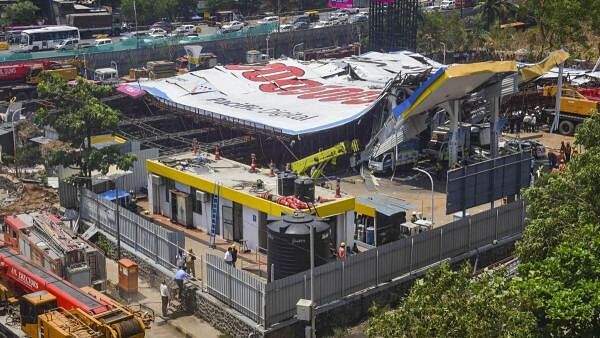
left=0, top=169, right=59, bottom=216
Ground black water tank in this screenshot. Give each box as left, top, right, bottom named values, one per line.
left=277, top=172, right=296, bottom=196
left=267, top=214, right=331, bottom=281
left=294, top=177, right=315, bottom=203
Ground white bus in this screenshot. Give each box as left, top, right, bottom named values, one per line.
left=20, top=26, right=80, bottom=51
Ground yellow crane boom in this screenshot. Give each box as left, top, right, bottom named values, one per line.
left=291, top=139, right=359, bottom=179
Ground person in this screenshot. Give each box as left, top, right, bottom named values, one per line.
left=410, top=211, right=418, bottom=223
left=352, top=242, right=359, bottom=255
left=160, top=280, right=169, bottom=317
left=523, top=113, right=532, bottom=132
left=572, top=149, right=579, bottom=159
left=345, top=243, right=353, bottom=256
left=548, top=152, right=558, bottom=169
left=560, top=141, right=566, bottom=155
left=174, top=267, right=191, bottom=299
left=185, top=248, right=196, bottom=277
left=176, top=249, right=186, bottom=269
left=337, top=242, right=346, bottom=261
left=224, top=247, right=233, bottom=265
left=230, top=244, right=238, bottom=268
left=565, top=142, right=572, bottom=163
left=557, top=160, right=566, bottom=173
left=531, top=113, right=537, bottom=131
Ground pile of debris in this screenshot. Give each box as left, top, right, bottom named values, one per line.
left=147, top=61, right=177, bottom=79
left=0, top=174, right=24, bottom=209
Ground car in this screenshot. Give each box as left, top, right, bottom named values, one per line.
left=259, top=16, right=279, bottom=24
left=148, top=28, right=167, bottom=37
left=170, top=24, right=196, bottom=36
left=151, top=21, right=174, bottom=32
left=350, top=14, right=368, bottom=23
left=293, top=21, right=309, bottom=30
left=221, top=20, right=244, bottom=32
left=330, top=12, right=349, bottom=23
left=280, top=24, right=293, bottom=32
left=314, top=20, right=335, bottom=28
left=500, top=139, right=546, bottom=159
left=93, top=38, right=112, bottom=47
left=440, top=0, right=455, bottom=9
left=120, top=31, right=149, bottom=41
left=294, top=15, right=311, bottom=24
left=347, top=8, right=360, bottom=14
left=424, top=5, right=441, bottom=12
left=56, top=38, right=79, bottom=50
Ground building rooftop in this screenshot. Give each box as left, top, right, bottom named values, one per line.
left=356, top=194, right=415, bottom=217
left=147, top=151, right=355, bottom=217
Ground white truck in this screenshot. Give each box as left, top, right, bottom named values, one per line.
left=368, top=139, right=420, bottom=174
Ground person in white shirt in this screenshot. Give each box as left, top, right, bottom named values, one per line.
left=224, top=247, right=233, bottom=265
left=160, top=280, right=169, bottom=317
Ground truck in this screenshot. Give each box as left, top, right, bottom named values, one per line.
left=423, top=125, right=471, bottom=162
left=542, top=85, right=599, bottom=135
left=368, top=139, right=420, bottom=175
left=0, top=60, right=80, bottom=101
left=66, top=12, right=121, bottom=38
left=0, top=245, right=153, bottom=338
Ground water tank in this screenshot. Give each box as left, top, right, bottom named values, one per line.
left=267, top=214, right=330, bottom=281
left=246, top=50, right=261, bottom=64
left=294, top=177, right=315, bottom=203
left=277, top=172, right=296, bottom=196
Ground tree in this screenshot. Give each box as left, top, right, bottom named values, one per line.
left=121, top=0, right=197, bottom=25
left=33, top=73, right=136, bottom=182
left=366, top=264, right=537, bottom=338
left=417, top=12, right=468, bottom=53
left=1, top=1, right=40, bottom=25
left=522, top=0, right=600, bottom=51
left=475, top=0, right=515, bottom=31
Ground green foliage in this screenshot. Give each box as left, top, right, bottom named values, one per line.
left=522, top=0, right=600, bottom=51
left=366, top=264, right=536, bottom=338
left=121, top=0, right=197, bottom=24
left=417, top=12, right=468, bottom=53
left=34, top=73, right=136, bottom=180
left=0, top=1, right=40, bottom=25
left=475, top=0, right=516, bottom=31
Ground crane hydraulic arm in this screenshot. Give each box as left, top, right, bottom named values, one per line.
left=291, top=139, right=359, bottom=179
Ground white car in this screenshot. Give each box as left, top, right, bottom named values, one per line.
left=170, top=24, right=195, bottom=36
left=148, top=28, right=167, bottom=37
left=330, top=12, right=349, bottom=23
left=347, top=8, right=360, bottom=14
left=93, top=38, right=112, bottom=47
left=440, top=0, right=455, bottom=9
left=280, top=24, right=293, bottom=32
left=259, top=16, right=279, bottom=24
left=56, top=38, right=79, bottom=50
left=221, top=20, right=244, bottom=33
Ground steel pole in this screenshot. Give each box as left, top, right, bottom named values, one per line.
left=414, top=167, right=434, bottom=224
left=116, top=177, right=121, bottom=260
left=551, top=62, right=564, bottom=133
left=133, top=0, right=139, bottom=49
left=310, top=223, right=315, bottom=338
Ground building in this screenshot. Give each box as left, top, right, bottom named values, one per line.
left=146, top=151, right=356, bottom=251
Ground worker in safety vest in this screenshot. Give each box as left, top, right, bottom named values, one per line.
left=338, top=242, right=346, bottom=261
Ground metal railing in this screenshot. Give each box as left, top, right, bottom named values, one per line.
left=80, top=189, right=185, bottom=269
left=204, top=200, right=526, bottom=327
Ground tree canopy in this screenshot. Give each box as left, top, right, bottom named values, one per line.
left=34, top=73, right=136, bottom=181
left=0, top=1, right=40, bottom=25
left=367, top=114, right=600, bottom=337
left=120, top=0, right=197, bottom=25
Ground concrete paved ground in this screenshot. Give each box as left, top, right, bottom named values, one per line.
left=105, top=259, right=222, bottom=338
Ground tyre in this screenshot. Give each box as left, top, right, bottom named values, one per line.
left=558, top=120, right=575, bottom=135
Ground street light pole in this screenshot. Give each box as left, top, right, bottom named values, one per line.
left=292, top=42, right=304, bottom=59
left=413, top=167, right=434, bottom=224
left=115, top=176, right=121, bottom=260
left=309, top=222, right=315, bottom=338
left=440, top=42, right=446, bottom=64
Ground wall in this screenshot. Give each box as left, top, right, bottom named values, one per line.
left=243, top=205, right=260, bottom=251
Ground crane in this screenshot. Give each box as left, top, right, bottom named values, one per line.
left=291, top=139, right=359, bottom=179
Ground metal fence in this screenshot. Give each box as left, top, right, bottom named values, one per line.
left=205, top=254, right=266, bottom=324
left=58, top=179, right=79, bottom=209
left=203, top=200, right=526, bottom=328
left=263, top=200, right=526, bottom=326
left=80, top=189, right=184, bottom=269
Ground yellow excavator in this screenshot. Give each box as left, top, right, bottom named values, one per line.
left=291, top=139, right=359, bottom=179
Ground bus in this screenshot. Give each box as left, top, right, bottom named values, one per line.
left=20, top=26, right=80, bottom=51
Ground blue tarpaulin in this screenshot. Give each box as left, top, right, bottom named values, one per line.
left=99, top=189, right=130, bottom=201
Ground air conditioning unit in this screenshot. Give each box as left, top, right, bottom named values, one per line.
left=151, top=174, right=162, bottom=185
left=196, top=190, right=209, bottom=202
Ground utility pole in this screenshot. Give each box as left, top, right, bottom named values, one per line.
left=309, top=222, right=316, bottom=338
left=277, top=0, right=281, bottom=33
left=115, top=176, right=121, bottom=260
left=413, top=167, right=434, bottom=224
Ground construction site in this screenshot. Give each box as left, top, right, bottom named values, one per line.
left=1, top=0, right=600, bottom=336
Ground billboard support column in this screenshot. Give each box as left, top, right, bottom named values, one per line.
left=486, top=82, right=501, bottom=209
left=448, top=100, right=460, bottom=168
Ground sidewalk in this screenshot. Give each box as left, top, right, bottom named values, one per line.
left=104, top=259, right=222, bottom=338
left=145, top=212, right=269, bottom=281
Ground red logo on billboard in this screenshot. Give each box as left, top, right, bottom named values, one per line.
left=224, top=63, right=380, bottom=105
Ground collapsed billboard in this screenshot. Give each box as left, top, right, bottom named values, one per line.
left=328, top=0, right=353, bottom=9
left=131, top=60, right=383, bottom=135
